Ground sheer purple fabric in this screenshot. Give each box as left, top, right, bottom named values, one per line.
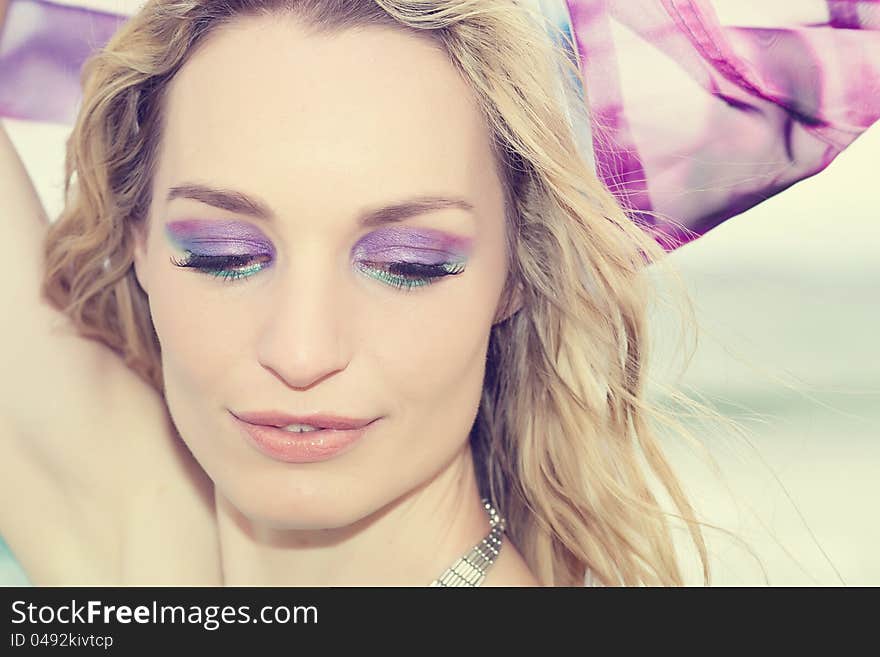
left=556, top=0, right=880, bottom=249
left=1, top=0, right=878, bottom=250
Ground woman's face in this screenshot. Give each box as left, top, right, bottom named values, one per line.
left=133, top=16, right=512, bottom=529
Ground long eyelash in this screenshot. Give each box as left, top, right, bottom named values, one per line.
left=169, top=252, right=268, bottom=283
left=357, top=260, right=465, bottom=292
left=170, top=251, right=466, bottom=290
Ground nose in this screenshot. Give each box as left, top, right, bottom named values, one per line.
left=255, top=256, right=352, bottom=390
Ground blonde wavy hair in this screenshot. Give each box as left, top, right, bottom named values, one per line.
left=42, top=0, right=725, bottom=586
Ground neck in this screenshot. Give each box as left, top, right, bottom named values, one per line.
left=214, top=444, right=494, bottom=586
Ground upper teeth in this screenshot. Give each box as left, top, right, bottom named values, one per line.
left=280, top=423, right=322, bottom=432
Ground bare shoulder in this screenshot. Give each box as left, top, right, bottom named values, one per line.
left=9, top=354, right=219, bottom=586
left=0, top=307, right=220, bottom=581
left=1, top=350, right=218, bottom=585
left=0, top=344, right=181, bottom=583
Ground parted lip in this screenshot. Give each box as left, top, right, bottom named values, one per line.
left=230, top=410, right=378, bottom=431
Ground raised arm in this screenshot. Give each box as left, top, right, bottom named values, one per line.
left=0, top=0, right=149, bottom=578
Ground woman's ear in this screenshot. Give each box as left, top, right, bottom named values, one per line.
left=131, top=221, right=150, bottom=295
left=493, top=277, right=523, bottom=325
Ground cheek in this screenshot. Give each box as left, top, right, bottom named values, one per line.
left=376, top=302, right=481, bottom=389
left=147, top=270, right=249, bottom=387
left=368, top=250, right=505, bottom=412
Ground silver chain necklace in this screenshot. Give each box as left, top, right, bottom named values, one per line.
left=429, top=498, right=506, bottom=587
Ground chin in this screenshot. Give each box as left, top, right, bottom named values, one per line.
left=219, top=475, right=380, bottom=531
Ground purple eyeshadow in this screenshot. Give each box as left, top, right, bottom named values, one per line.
left=164, top=219, right=275, bottom=257
left=165, top=220, right=472, bottom=269
left=351, top=226, right=473, bottom=265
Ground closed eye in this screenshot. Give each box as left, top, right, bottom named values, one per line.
left=356, top=259, right=466, bottom=292
left=169, top=252, right=271, bottom=282
left=170, top=251, right=466, bottom=290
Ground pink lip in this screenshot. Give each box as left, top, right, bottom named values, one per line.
left=231, top=410, right=376, bottom=431
left=230, top=412, right=378, bottom=463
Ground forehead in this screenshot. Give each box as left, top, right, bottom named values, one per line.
left=155, top=16, right=500, bottom=222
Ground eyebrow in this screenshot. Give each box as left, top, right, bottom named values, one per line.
left=166, top=182, right=475, bottom=228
